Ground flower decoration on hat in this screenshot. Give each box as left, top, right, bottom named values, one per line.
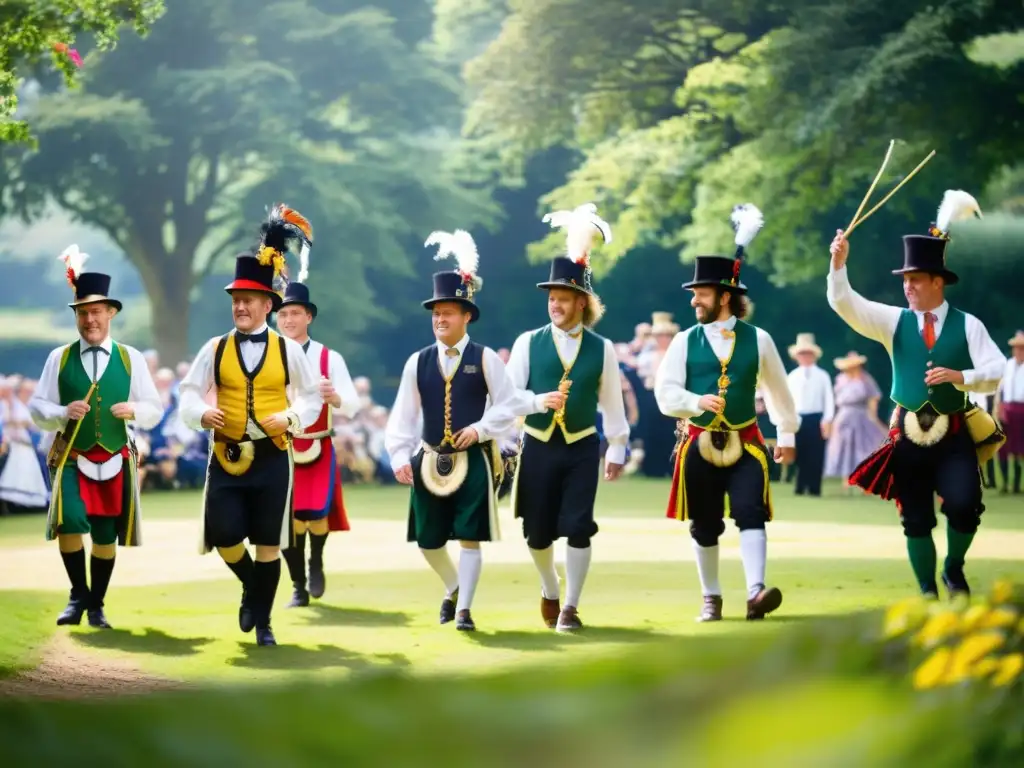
left=256, top=204, right=313, bottom=294
left=542, top=202, right=612, bottom=293
left=729, top=203, right=764, bottom=287
left=927, top=190, right=982, bottom=240
left=424, top=229, right=483, bottom=298
left=58, top=244, right=89, bottom=291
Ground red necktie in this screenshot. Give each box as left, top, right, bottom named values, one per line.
left=923, top=312, right=936, bottom=350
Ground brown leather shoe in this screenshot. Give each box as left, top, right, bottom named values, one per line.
left=556, top=605, right=583, bottom=633
left=746, top=585, right=783, bottom=620
left=541, top=596, right=560, bottom=629
left=697, top=595, right=723, bottom=622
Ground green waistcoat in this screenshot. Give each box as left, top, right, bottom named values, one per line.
left=57, top=341, right=131, bottom=453
left=890, top=308, right=972, bottom=414
left=523, top=325, right=604, bottom=442
left=687, top=320, right=759, bottom=429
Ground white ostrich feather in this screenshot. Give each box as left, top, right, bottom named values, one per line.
left=425, top=229, right=482, bottom=290
left=297, top=242, right=310, bottom=283
left=542, top=202, right=612, bottom=264
left=730, top=203, right=764, bottom=248
left=57, top=244, right=89, bottom=278
left=935, top=190, right=982, bottom=235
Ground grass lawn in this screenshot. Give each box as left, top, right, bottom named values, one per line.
left=0, top=477, right=1022, bottom=687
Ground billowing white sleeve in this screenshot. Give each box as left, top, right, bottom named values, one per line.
left=28, top=346, right=72, bottom=432
left=384, top=354, right=422, bottom=470
left=124, top=345, right=164, bottom=430
left=958, top=315, right=1007, bottom=395
left=474, top=347, right=533, bottom=442
left=598, top=339, right=630, bottom=465
left=826, top=266, right=902, bottom=351
left=283, top=337, right=326, bottom=432
left=329, top=350, right=361, bottom=420
left=505, top=331, right=549, bottom=415
left=653, top=329, right=703, bottom=419
left=756, top=329, right=801, bottom=448
left=178, top=338, right=219, bottom=431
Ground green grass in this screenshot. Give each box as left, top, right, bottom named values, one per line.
left=0, top=591, right=56, bottom=677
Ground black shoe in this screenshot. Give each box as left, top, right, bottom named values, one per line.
left=287, top=586, right=310, bottom=608
left=308, top=561, right=325, bottom=599
left=455, top=609, right=476, bottom=632
left=255, top=626, right=277, bottom=646
left=87, top=609, right=112, bottom=629
left=440, top=589, right=458, bottom=625
left=942, top=568, right=970, bottom=598
left=239, top=590, right=255, bottom=633
left=56, top=598, right=86, bottom=626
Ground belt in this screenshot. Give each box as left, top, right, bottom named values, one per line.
left=687, top=423, right=763, bottom=443
left=296, top=429, right=334, bottom=440
left=420, top=439, right=493, bottom=455
left=213, top=434, right=285, bottom=457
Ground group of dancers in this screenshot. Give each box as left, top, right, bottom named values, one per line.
left=24, top=187, right=1011, bottom=646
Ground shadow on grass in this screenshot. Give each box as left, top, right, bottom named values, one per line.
left=73, top=628, right=215, bottom=657
left=296, top=603, right=412, bottom=628
left=463, top=625, right=674, bottom=651
left=227, top=643, right=410, bottom=672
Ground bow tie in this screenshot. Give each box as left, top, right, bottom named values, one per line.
left=557, top=327, right=583, bottom=340
left=85, top=346, right=110, bottom=356
left=444, top=348, right=460, bottom=358
left=237, top=330, right=268, bottom=344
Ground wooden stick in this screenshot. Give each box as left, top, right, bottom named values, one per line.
left=846, top=139, right=895, bottom=232
left=56, top=382, right=98, bottom=473
left=846, top=150, right=937, bottom=237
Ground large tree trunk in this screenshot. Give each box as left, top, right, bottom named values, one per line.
left=137, top=253, right=194, bottom=365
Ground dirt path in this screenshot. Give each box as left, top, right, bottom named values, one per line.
left=1, top=512, right=1022, bottom=590
left=0, top=633, right=183, bottom=700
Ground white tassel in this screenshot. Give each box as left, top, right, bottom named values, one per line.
left=297, top=242, right=310, bottom=283
left=57, top=244, right=89, bottom=278
left=935, top=190, right=982, bottom=236
left=730, top=204, right=764, bottom=248
left=425, top=229, right=480, bottom=280
left=542, top=202, right=612, bottom=264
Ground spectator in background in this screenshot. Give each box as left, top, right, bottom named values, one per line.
left=825, top=352, right=886, bottom=486
left=639, top=312, right=680, bottom=478
left=143, top=349, right=159, bottom=376
left=786, top=333, right=834, bottom=497
left=353, top=376, right=374, bottom=414
left=365, top=404, right=393, bottom=483
left=0, top=375, right=50, bottom=512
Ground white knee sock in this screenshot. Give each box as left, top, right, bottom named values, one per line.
left=692, top=542, right=722, bottom=596
left=456, top=548, right=482, bottom=612
left=564, top=545, right=592, bottom=608
left=529, top=546, right=560, bottom=600
left=739, top=529, right=768, bottom=599
left=419, top=547, right=459, bottom=597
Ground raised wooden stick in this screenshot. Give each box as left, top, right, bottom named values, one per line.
left=846, top=139, right=895, bottom=232
left=846, top=150, right=937, bottom=237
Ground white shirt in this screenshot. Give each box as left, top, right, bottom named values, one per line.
left=178, top=324, right=322, bottom=439
left=1001, top=358, right=1024, bottom=403
left=384, top=334, right=535, bottom=469
left=787, top=363, right=836, bottom=422
left=506, top=323, right=631, bottom=465
left=29, top=336, right=163, bottom=433
left=826, top=266, right=1005, bottom=393
left=653, top=317, right=801, bottom=448
left=291, top=338, right=361, bottom=421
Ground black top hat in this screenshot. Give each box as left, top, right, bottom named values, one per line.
left=536, top=256, right=593, bottom=296
left=422, top=271, right=479, bottom=323
left=892, top=235, right=959, bottom=285
left=68, top=272, right=122, bottom=311
left=224, top=253, right=283, bottom=310
left=681, top=256, right=748, bottom=294
left=279, top=281, right=317, bottom=319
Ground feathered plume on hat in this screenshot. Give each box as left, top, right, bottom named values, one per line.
left=928, top=190, right=982, bottom=239
left=425, top=229, right=483, bottom=297
left=58, top=244, right=89, bottom=291
left=729, top=203, right=764, bottom=287
left=542, top=202, right=612, bottom=293
left=256, top=204, right=314, bottom=291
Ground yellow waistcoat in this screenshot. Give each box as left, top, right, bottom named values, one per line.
left=214, top=331, right=290, bottom=449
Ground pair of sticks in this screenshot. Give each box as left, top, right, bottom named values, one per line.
left=844, top=140, right=936, bottom=237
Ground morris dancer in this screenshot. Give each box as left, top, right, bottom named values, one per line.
left=828, top=190, right=1006, bottom=598
left=655, top=205, right=799, bottom=622
left=506, top=203, right=629, bottom=632
left=996, top=331, right=1024, bottom=494
left=179, top=207, right=322, bottom=646
left=385, top=230, right=561, bottom=631
left=276, top=273, right=360, bottom=607
left=29, top=246, right=162, bottom=628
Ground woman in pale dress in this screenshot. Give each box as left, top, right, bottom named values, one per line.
left=825, top=352, right=887, bottom=480
left=0, top=376, right=51, bottom=511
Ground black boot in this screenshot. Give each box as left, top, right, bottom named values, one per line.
left=283, top=533, right=309, bottom=608
left=999, top=457, right=1009, bottom=493
left=1014, top=460, right=1022, bottom=495
left=225, top=549, right=255, bottom=633
left=308, top=532, right=327, bottom=599
left=87, top=555, right=115, bottom=629
left=252, top=558, right=281, bottom=646
left=57, top=548, right=89, bottom=626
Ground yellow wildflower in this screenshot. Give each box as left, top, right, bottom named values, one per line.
left=946, top=632, right=1006, bottom=683
left=991, top=653, right=1024, bottom=687
left=978, top=607, right=1019, bottom=631
left=914, top=647, right=953, bottom=690
left=913, top=609, right=961, bottom=649
left=990, top=579, right=1016, bottom=605
left=959, top=604, right=991, bottom=633
left=972, top=657, right=1000, bottom=679
left=883, top=597, right=929, bottom=639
